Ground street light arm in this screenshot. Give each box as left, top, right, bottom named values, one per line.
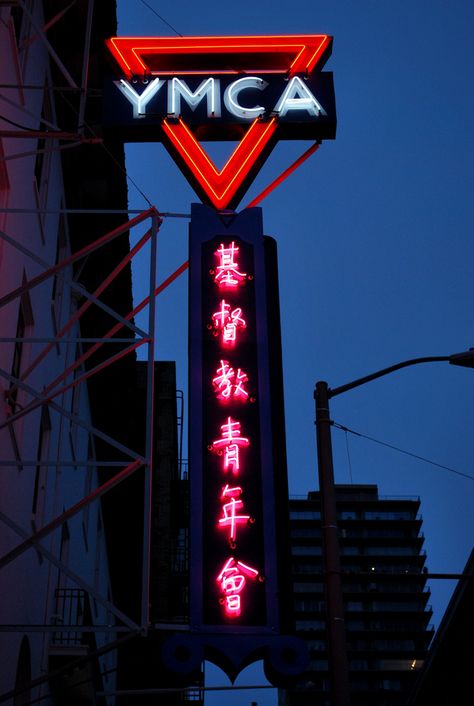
left=328, top=350, right=474, bottom=399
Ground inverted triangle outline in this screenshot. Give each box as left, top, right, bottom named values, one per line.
left=162, top=117, right=278, bottom=210
left=106, top=35, right=332, bottom=210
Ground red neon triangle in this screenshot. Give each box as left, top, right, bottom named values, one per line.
left=162, top=117, right=278, bottom=210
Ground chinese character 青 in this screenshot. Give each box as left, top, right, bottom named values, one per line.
left=211, top=416, right=249, bottom=474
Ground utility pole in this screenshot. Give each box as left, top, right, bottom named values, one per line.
left=315, top=381, right=351, bottom=706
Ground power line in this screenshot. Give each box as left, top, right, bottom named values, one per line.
left=138, top=0, right=183, bottom=36
left=0, top=113, right=56, bottom=133
left=333, top=421, right=474, bottom=482
left=344, top=428, right=354, bottom=484
left=54, top=86, right=155, bottom=208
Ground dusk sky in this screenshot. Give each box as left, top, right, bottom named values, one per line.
left=115, top=1, right=473, bottom=701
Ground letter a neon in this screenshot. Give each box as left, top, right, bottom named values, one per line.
left=274, top=76, right=326, bottom=117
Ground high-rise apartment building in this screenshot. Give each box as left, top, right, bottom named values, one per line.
left=281, top=485, right=433, bottom=706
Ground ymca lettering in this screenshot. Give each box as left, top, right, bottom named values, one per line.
left=114, top=74, right=327, bottom=123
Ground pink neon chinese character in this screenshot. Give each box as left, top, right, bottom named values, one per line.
left=212, top=360, right=249, bottom=401
left=218, top=485, right=250, bottom=543
left=216, top=557, right=259, bottom=617
left=214, top=241, right=247, bottom=288
left=211, top=300, right=247, bottom=345
left=211, top=417, right=249, bottom=474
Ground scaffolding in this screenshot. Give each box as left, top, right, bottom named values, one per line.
left=0, top=1, right=193, bottom=702
left=0, top=200, right=195, bottom=700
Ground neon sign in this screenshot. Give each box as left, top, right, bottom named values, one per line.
left=189, top=204, right=287, bottom=629
left=105, top=35, right=336, bottom=209
left=163, top=184, right=309, bottom=689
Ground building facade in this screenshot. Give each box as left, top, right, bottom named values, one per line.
left=0, top=2, right=136, bottom=704
left=281, top=485, right=434, bottom=706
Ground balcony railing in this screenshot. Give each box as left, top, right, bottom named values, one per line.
left=51, top=588, right=88, bottom=647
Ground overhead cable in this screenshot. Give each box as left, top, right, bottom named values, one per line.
left=333, top=421, right=474, bottom=482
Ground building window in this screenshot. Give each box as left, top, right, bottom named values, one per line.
left=8, top=1, right=34, bottom=87
left=291, top=527, right=321, bottom=539
left=290, top=510, right=321, bottom=520
left=295, top=619, right=325, bottom=631
left=380, top=679, right=402, bottom=691
left=10, top=304, right=25, bottom=410
left=69, top=345, right=83, bottom=456
left=293, top=546, right=322, bottom=556
left=376, top=659, right=422, bottom=671
left=366, top=546, right=418, bottom=556
left=364, top=510, right=414, bottom=520
left=371, top=601, right=424, bottom=612
left=373, top=639, right=416, bottom=650
left=338, top=510, right=357, bottom=520
left=93, top=513, right=103, bottom=613
left=173, top=527, right=188, bottom=573
left=292, top=561, right=322, bottom=574
left=346, top=602, right=364, bottom=611
left=10, top=5, right=25, bottom=45
left=57, top=521, right=70, bottom=593
left=295, top=598, right=325, bottom=612
left=0, top=139, right=10, bottom=254
left=13, top=636, right=31, bottom=706
left=308, top=639, right=326, bottom=652
left=51, top=213, right=68, bottom=334
left=8, top=284, right=33, bottom=411
left=33, top=83, right=54, bottom=243
left=32, top=405, right=51, bottom=524
left=7, top=284, right=33, bottom=467
left=82, top=436, right=95, bottom=550
left=309, top=659, right=329, bottom=671
left=294, top=582, right=324, bottom=593
left=340, top=546, right=360, bottom=555
left=350, top=659, right=368, bottom=671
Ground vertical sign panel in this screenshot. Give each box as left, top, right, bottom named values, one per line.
left=189, top=204, right=279, bottom=633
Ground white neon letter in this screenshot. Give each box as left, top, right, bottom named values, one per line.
left=273, top=76, right=326, bottom=117
left=116, top=78, right=165, bottom=118
left=168, top=77, right=220, bottom=118
left=224, top=77, right=267, bottom=120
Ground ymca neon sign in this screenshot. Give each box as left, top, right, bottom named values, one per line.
left=105, top=35, right=336, bottom=210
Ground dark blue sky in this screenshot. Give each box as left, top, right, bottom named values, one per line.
left=115, top=0, right=473, bottom=700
